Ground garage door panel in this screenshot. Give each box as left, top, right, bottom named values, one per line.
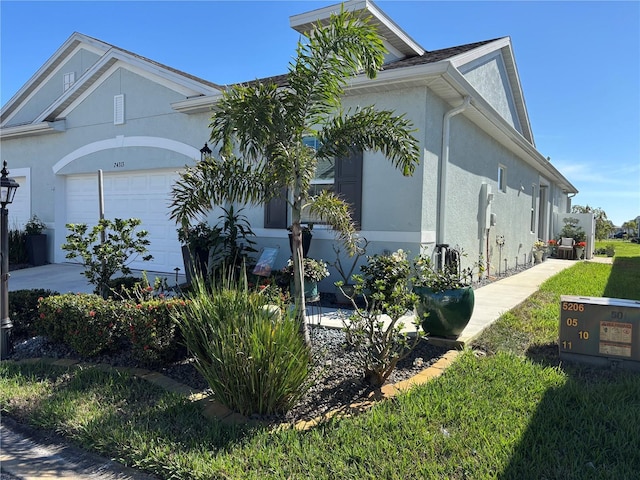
left=66, top=169, right=183, bottom=273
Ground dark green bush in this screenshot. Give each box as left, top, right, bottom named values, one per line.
left=107, top=276, right=142, bottom=297
left=8, top=289, right=59, bottom=338
left=8, top=229, right=28, bottom=264
left=174, top=276, right=312, bottom=416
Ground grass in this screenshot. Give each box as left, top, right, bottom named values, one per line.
left=2, top=246, right=640, bottom=479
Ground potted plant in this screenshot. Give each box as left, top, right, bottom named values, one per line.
left=575, top=241, right=587, bottom=260
left=282, top=257, right=329, bottom=300
left=288, top=223, right=313, bottom=257
left=24, top=214, right=47, bottom=266
left=331, top=236, right=369, bottom=305
left=177, top=222, right=221, bottom=282
left=547, top=239, right=557, bottom=257
left=411, top=252, right=475, bottom=338
left=533, top=239, right=546, bottom=264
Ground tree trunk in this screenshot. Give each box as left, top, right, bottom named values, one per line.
left=291, top=203, right=311, bottom=346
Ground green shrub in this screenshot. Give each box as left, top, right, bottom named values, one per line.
left=37, top=294, right=124, bottom=356
left=8, top=229, right=28, bottom=264
left=8, top=289, right=59, bottom=338
left=124, top=298, right=187, bottom=364
left=107, top=276, right=142, bottom=297
left=344, top=249, right=422, bottom=387
left=174, top=276, right=312, bottom=416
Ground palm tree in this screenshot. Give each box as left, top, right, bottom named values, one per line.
left=170, top=7, right=420, bottom=343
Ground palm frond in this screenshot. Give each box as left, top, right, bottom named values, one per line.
left=318, top=107, right=420, bottom=176
left=169, top=156, right=270, bottom=226
left=288, top=8, right=386, bottom=127
left=209, top=83, right=289, bottom=161
left=307, top=190, right=358, bottom=254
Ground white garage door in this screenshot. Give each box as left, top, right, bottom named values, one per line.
left=65, top=169, right=184, bottom=273
left=8, top=175, right=30, bottom=230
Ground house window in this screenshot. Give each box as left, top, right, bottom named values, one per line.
left=63, top=72, right=75, bottom=92
left=114, top=94, right=125, bottom=125
left=301, top=137, right=335, bottom=224
left=498, top=165, right=507, bottom=193
left=264, top=143, right=362, bottom=229
left=530, top=184, right=536, bottom=233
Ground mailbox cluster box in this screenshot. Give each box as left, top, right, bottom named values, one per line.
left=559, top=295, right=640, bottom=370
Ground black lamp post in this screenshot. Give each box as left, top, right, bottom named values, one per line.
left=200, top=143, right=212, bottom=161
left=1, top=161, right=20, bottom=359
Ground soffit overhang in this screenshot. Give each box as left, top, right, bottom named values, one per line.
left=344, top=62, right=577, bottom=194
left=35, top=49, right=221, bottom=123
left=0, top=120, right=66, bottom=140
left=0, top=33, right=110, bottom=126
left=289, top=0, right=425, bottom=58
left=172, top=58, right=577, bottom=194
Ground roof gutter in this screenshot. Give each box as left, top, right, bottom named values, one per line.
left=437, top=96, right=471, bottom=245
left=0, top=120, right=66, bottom=139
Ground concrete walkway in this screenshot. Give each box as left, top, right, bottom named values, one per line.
left=1, top=257, right=600, bottom=480
left=317, top=258, right=582, bottom=347
left=8, top=263, right=186, bottom=294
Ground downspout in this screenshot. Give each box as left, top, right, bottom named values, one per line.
left=437, top=96, right=471, bottom=245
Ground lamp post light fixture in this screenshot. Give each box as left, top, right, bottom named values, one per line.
left=200, top=142, right=212, bottom=162
left=1, top=161, right=20, bottom=360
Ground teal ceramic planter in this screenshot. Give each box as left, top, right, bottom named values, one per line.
left=290, top=279, right=319, bottom=301
left=414, top=286, right=475, bottom=338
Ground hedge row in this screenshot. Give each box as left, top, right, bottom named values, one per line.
left=36, top=293, right=187, bottom=364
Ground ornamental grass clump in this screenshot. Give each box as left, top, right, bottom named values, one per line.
left=343, top=250, right=422, bottom=387
left=174, top=274, right=313, bottom=416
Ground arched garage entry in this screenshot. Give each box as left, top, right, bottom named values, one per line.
left=53, top=136, right=199, bottom=273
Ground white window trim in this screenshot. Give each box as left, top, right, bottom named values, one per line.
left=63, top=72, right=75, bottom=92
left=498, top=164, right=507, bottom=193
left=530, top=184, right=537, bottom=233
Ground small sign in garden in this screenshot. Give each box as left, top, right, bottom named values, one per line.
left=559, top=295, right=640, bottom=370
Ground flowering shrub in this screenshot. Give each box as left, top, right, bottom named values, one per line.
left=577, top=241, right=587, bottom=248
left=9, top=289, right=58, bottom=338
left=37, top=294, right=124, bottom=356
left=548, top=239, right=557, bottom=246
left=533, top=240, right=546, bottom=251
left=37, top=293, right=186, bottom=362
left=282, top=257, right=329, bottom=282
left=124, top=298, right=187, bottom=364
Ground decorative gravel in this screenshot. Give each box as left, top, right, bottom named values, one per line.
left=9, top=262, right=533, bottom=424
left=10, top=327, right=447, bottom=424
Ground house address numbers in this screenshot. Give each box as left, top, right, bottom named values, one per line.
left=559, top=295, right=640, bottom=365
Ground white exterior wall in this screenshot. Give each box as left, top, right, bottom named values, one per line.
left=441, top=111, right=545, bottom=275
left=0, top=66, right=213, bottom=266
left=7, top=49, right=101, bottom=126
left=461, top=51, right=522, bottom=134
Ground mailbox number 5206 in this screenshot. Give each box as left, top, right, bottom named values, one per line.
left=562, top=302, right=584, bottom=312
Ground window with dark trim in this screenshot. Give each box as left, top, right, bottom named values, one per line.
left=264, top=148, right=363, bottom=229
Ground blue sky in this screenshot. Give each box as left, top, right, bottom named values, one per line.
left=1, top=1, right=639, bottom=226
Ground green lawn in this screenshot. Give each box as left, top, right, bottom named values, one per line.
left=2, top=247, right=640, bottom=479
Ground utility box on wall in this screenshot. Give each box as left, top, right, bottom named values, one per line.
left=559, top=295, right=640, bottom=370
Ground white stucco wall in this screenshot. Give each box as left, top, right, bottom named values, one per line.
left=6, top=48, right=101, bottom=127
left=460, top=51, right=522, bottom=134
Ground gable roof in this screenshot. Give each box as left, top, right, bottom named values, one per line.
left=1, top=32, right=221, bottom=131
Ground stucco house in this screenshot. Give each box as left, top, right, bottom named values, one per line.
left=0, top=0, right=577, bottom=288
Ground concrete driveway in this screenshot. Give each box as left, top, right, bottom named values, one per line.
left=8, top=263, right=186, bottom=294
